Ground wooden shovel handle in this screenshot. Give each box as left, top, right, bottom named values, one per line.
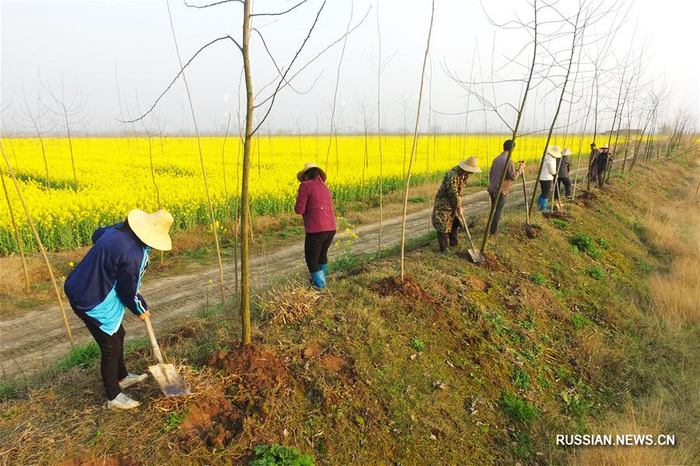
left=143, top=315, right=165, bottom=365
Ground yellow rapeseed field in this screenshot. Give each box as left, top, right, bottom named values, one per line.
left=1, top=134, right=598, bottom=254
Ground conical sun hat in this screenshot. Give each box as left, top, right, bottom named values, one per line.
left=458, top=156, right=482, bottom=173
left=561, top=147, right=573, bottom=156
left=127, top=209, right=174, bottom=251
left=297, top=162, right=327, bottom=182
left=546, top=146, right=562, bottom=158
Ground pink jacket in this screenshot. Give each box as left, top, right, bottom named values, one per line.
left=294, top=177, right=337, bottom=233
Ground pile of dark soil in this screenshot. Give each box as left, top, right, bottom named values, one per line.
left=178, top=344, right=293, bottom=449
left=542, top=211, right=572, bottom=220
left=373, top=275, right=434, bottom=306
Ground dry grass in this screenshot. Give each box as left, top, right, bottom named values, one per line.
left=645, top=182, right=700, bottom=331
left=257, top=285, right=322, bottom=324
left=574, top=384, right=700, bottom=466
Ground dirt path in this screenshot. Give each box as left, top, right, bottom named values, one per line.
left=0, top=172, right=593, bottom=379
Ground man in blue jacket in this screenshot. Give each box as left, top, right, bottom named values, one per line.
left=65, top=209, right=173, bottom=410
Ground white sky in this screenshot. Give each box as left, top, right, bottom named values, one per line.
left=1, top=0, right=698, bottom=135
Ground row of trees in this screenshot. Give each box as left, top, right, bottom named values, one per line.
left=2, top=0, right=697, bottom=350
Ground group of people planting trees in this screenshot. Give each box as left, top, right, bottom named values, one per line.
left=66, top=143, right=612, bottom=410
left=431, top=138, right=613, bottom=252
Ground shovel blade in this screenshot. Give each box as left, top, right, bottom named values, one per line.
left=149, top=363, right=191, bottom=398
left=468, top=248, right=486, bottom=263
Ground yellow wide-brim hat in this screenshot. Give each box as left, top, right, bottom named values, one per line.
left=458, top=156, right=482, bottom=173
left=546, top=146, right=563, bottom=158
left=297, top=162, right=327, bottom=182
left=127, top=209, right=174, bottom=251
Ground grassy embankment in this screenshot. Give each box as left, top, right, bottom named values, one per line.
left=1, top=154, right=698, bottom=465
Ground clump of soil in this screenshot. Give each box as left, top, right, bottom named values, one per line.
left=208, top=343, right=292, bottom=394
left=523, top=223, right=542, bottom=239
left=461, top=276, right=490, bottom=292
left=373, top=275, right=434, bottom=306
left=179, top=396, right=243, bottom=448
left=57, top=455, right=137, bottom=466
left=303, top=342, right=324, bottom=360
left=580, top=190, right=596, bottom=200
left=177, top=344, right=293, bottom=449
left=542, top=211, right=572, bottom=220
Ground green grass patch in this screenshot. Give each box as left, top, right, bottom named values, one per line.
left=584, top=266, right=605, bottom=280
left=407, top=196, right=428, bottom=204
left=409, top=337, right=425, bottom=352
left=56, top=341, right=100, bottom=371
left=572, top=313, right=592, bottom=330
left=552, top=219, right=569, bottom=229
left=250, top=444, right=314, bottom=466
left=571, top=233, right=601, bottom=259
left=500, top=391, right=540, bottom=423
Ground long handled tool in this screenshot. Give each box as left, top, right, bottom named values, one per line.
left=459, top=212, right=485, bottom=263
left=143, top=315, right=190, bottom=397
left=520, top=166, right=537, bottom=238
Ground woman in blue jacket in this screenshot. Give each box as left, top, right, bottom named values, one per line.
left=64, top=209, right=173, bottom=410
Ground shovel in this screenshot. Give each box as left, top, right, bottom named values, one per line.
left=459, top=212, right=485, bottom=263
left=143, top=315, right=191, bottom=398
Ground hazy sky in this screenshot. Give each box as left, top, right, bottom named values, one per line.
left=1, top=0, right=698, bottom=135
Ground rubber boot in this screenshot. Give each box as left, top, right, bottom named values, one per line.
left=538, top=197, right=548, bottom=212
left=541, top=197, right=548, bottom=212
left=310, top=270, right=326, bottom=290
left=320, top=263, right=328, bottom=281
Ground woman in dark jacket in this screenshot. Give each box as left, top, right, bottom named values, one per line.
left=64, top=209, right=173, bottom=410
left=294, top=163, right=337, bottom=289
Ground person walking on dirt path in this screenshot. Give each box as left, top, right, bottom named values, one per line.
left=556, top=147, right=573, bottom=200
left=295, top=163, right=337, bottom=290
left=487, top=140, right=525, bottom=236
left=64, top=209, right=174, bottom=411
left=597, top=144, right=611, bottom=188
left=432, top=157, right=482, bottom=252
left=588, top=143, right=601, bottom=184
left=538, top=146, right=561, bottom=211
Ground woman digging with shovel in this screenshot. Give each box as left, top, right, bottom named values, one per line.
left=431, top=157, right=481, bottom=253
left=64, top=209, right=174, bottom=410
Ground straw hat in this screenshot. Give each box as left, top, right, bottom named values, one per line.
left=602, top=144, right=609, bottom=149
left=458, top=156, right=482, bottom=173
left=546, top=146, right=563, bottom=158
left=297, top=162, right=327, bottom=182
left=561, top=147, right=573, bottom=156
left=127, top=209, right=174, bottom=251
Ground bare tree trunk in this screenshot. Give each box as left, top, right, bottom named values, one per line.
left=2, top=142, right=73, bottom=344
left=400, top=0, right=435, bottom=281
left=531, top=8, right=582, bottom=216
left=481, top=2, right=540, bottom=251
left=240, top=0, right=254, bottom=345
left=1, top=169, right=30, bottom=292
left=166, top=0, right=225, bottom=305
left=376, top=1, right=384, bottom=258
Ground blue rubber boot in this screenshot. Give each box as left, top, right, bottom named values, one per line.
left=541, top=197, right=549, bottom=212
left=310, top=270, right=326, bottom=290
left=320, top=263, right=328, bottom=281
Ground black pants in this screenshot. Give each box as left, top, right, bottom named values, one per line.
left=555, top=177, right=572, bottom=199
left=489, top=192, right=507, bottom=235
left=82, top=317, right=128, bottom=401
left=597, top=165, right=606, bottom=187
left=539, top=180, right=552, bottom=200
left=304, top=231, right=335, bottom=273
left=437, top=217, right=460, bottom=251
